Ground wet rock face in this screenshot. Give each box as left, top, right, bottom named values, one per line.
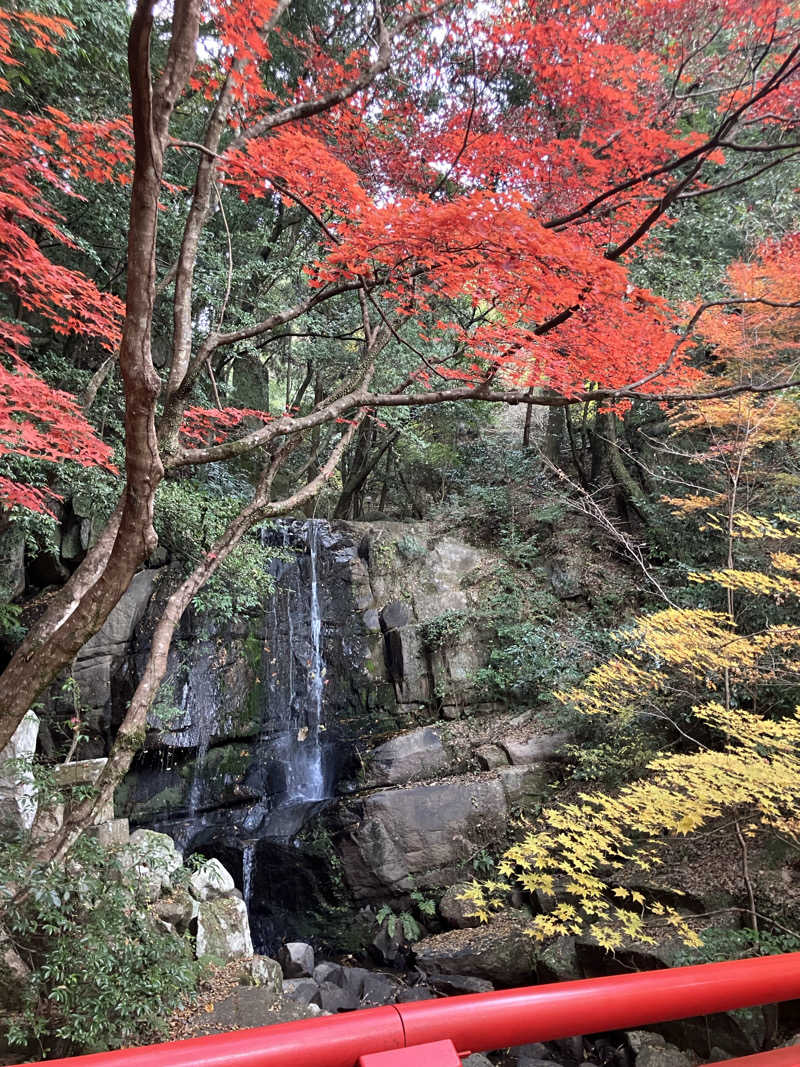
left=116, top=522, right=378, bottom=846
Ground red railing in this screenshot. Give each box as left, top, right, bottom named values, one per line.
left=21, top=951, right=800, bottom=1067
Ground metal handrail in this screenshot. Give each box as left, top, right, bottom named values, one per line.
left=21, top=951, right=800, bottom=1067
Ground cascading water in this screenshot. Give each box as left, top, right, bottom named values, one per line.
left=242, top=843, right=254, bottom=908
left=255, top=519, right=329, bottom=817
left=135, top=517, right=366, bottom=951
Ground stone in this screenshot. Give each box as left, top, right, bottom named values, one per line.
left=318, top=979, right=359, bottom=1013
left=240, top=955, right=283, bottom=995
left=118, top=828, right=182, bottom=902
left=462, top=1056, right=493, bottom=1067
left=427, top=973, right=494, bottom=995
left=279, top=941, right=315, bottom=979
left=154, top=886, right=198, bottom=934
left=371, top=921, right=408, bottom=965
left=282, top=978, right=322, bottom=1009
left=505, top=1043, right=553, bottom=1065
left=189, top=858, right=236, bottom=901
left=365, top=727, right=449, bottom=787
left=414, top=913, right=536, bottom=985
left=535, top=937, right=580, bottom=983
left=474, top=744, right=508, bottom=770
left=347, top=778, right=509, bottom=895
left=628, top=1032, right=666, bottom=1055
left=384, top=624, right=432, bottom=704
left=340, top=966, right=370, bottom=1000
left=439, top=883, right=482, bottom=929
left=380, top=600, right=411, bottom=630
left=637, top=1046, right=692, bottom=1067
left=71, top=569, right=160, bottom=719
left=195, top=895, right=253, bottom=960
left=500, top=733, right=570, bottom=764
left=395, top=987, right=435, bottom=1002
left=360, top=971, right=400, bottom=1006
left=500, top=766, right=553, bottom=809
left=0, top=710, right=39, bottom=834
left=313, top=962, right=345, bottom=987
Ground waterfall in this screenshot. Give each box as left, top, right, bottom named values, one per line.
left=256, top=518, right=330, bottom=820
left=293, top=519, right=325, bottom=801
left=242, top=843, right=254, bottom=907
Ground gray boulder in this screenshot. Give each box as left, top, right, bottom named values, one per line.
left=279, top=941, right=315, bottom=978
left=506, top=1043, right=553, bottom=1065
left=439, top=882, right=481, bottom=929
left=637, top=1047, right=692, bottom=1067
left=428, top=973, right=494, bottom=995
left=395, top=986, right=435, bottom=1002
left=360, top=971, right=400, bottom=1006
left=0, top=710, right=39, bottom=834
left=189, top=857, right=236, bottom=901
left=314, top=961, right=345, bottom=987
left=365, top=727, right=448, bottom=787
left=462, top=1056, right=493, bottom=1067
left=341, top=966, right=370, bottom=999
left=474, top=744, right=508, bottom=770
left=118, top=828, right=182, bottom=902
left=283, top=978, right=322, bottom=1009
left=154, top=886, right=198, bottom=934
left=415, top=913, right=536, bottom=985
left=500, top=733, right=569, bottom=765
left=347, top=778, right=509, bottom=895
left=240, top=955, right=283, bottom=995
left=195, top=896, right=253, bottom=960
left=318, top=980, right=359, bottom=1013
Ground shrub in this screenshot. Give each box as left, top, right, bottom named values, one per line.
left=0, top=834, right=200, bottom=1058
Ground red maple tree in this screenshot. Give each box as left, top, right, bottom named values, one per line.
left=0, top=0, right=798, bottom=856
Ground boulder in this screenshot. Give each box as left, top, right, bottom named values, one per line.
left=282, top=978, right=322, bottom=1009
left=189, top=858, right=236, bottom=901
left=318, top=980, right=359, bottom=1013
left=279, top=941, right=315, bottom=978
left=439, top=883, right=482, bottom=929
left=154, top=886, right=198, bottom=933
left=347, top=778, right=508, bottom=895
left=360, top=971, right=400, bottom=1006
left=474, top=744, right=508, bottom=770
left=395, top=986, right=435, bottom=1003
left=462, top=1056, right=493, bottom=1067
left=637, top=1046, right=692, bottom=1067
left=500, top=766, right=553, bottom=809
left=505, top=1043, right=553, bottom=1066
left=240, top=955, right=283, bottom=995
left=500, top=733, right=569, bottom=765
left=365, top=727, right=448, bottom=787
left=196, top=895, right=254, bottom=960
left=371, top=920, right=408, bottom=965
left=0, top=710, right=39, bottom=834
left=414, top=913, right=536, bottom=985
left=535, top=936, right=580, bottom=983
left=428, top=973, right=494, bottom=995
left=118, top=828, right=182, bottom=902
left=314, top=962, right=345, bottom=987
left=628, top=1033, right=666, bottom=1056
left=340, top=966, right=370, bottom=1000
